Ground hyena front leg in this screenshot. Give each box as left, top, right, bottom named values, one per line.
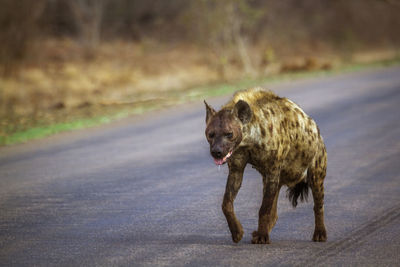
left=222, top=163, right=245, bottom=243
left=252, top=175, right=281, bottom=244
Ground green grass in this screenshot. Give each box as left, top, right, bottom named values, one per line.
left=1, top=57, right=399, bottom=146
left=0, top=104, right=161, bottom=146
left=3, top=119, right=103, bottom=145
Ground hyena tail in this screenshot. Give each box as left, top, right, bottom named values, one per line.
left=287, top=180, right=309, bottom=208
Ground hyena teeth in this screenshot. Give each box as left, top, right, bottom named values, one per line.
left=214, top=151, right=233, bottom=166
left=224, top=151, right=233, bottom=161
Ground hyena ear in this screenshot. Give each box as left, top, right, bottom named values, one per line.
left=204, top=100, right=216, bottom=124
left=234, top=100, right=252, bottom=124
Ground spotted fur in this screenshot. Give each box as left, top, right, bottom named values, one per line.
left=205, top=87, right=327, bottom=244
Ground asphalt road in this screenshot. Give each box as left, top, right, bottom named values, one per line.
left=1, top=66, right=400, bottom=266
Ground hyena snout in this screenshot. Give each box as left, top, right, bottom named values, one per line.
left=210, top=140, right=230, bottom=159
left=211, top=147, right=224, bottom=159
left=209, top=141, right=234, bottom=165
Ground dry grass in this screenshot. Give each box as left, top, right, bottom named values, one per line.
left=1, top=40, right=220, bottom=113
left=0, top=39, right=399, bottom=145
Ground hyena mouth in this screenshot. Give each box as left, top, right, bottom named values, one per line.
left=214, top=151, right=233, bottom=165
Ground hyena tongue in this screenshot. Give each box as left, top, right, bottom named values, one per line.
left=214, top=158, right=224, bottom=165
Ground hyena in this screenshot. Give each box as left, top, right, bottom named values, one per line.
left=204, top=87, right=327, bottom=244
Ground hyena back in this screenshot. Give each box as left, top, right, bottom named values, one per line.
left=204, top=87, right=327, bottom=244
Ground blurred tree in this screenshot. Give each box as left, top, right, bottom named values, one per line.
left=68, top=0, right=107, bottom=52
left=184, top=0, right=264, bottom=78
left=101, top=0, right=188, bottom=41
left=0, top=0, right=45, bottom=75
left=1, top=0, right=400, bottom=75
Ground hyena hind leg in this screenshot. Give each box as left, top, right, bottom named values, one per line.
left=308, top=165, right=327, bottom=242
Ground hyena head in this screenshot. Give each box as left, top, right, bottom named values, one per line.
left=204, top=100, right=252, bottom=165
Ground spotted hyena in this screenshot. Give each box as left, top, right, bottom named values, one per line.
left=204, top=87, right=327, bottom=244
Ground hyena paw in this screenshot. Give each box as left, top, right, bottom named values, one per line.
left=312, top=227, right=327, bottom=242
left=251, top=231, right=270, bottom=244
left=231, top=228, right=244, bottom=243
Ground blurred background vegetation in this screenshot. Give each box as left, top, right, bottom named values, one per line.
left=1, top=0, right=400, bottom=144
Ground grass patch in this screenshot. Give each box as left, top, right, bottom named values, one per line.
left=182, top=56, right=400, bottom=101
left=0, top=104, right=162, bottom=146
left=1, top=57, right=400, bottom=146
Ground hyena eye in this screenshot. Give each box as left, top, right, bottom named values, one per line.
left=225, top=132, right=233, bottom=139
left=208, top=132, right=215, bottom=139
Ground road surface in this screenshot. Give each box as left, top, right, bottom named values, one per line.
left=1, top=66, right=400, bottom=266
